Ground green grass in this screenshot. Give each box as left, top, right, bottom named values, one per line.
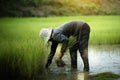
left=90, top=72, right=120, bottom=80
left=0, top=16, right=120, bottom=79
left=0, top=37, right=48, bottom=79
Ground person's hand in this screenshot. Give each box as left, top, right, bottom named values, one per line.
left=55, top=59, right=66, bottom=67
left=58, top=52, right=64, bottom=59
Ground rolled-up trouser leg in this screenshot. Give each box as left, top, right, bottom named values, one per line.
left=79, top=23, right=90, bottom=71
left=70, top=50, right=77, bottom=69
left=69, top=43, right=79, bottom=69
left=79, top=48, right=89, bottom=71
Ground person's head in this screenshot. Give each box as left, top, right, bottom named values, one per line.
left=39, top=28, right=52, bottom=45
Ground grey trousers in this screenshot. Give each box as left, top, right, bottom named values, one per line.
left=69, top=23, right=90, bottom=71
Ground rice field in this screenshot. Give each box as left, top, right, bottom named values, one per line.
left=0, top=16, right=120, bottom=79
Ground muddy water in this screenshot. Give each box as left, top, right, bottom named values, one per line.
left=38, top=45, right=120, bottom=80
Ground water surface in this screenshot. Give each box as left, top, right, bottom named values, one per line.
left=38, top=45, right=120, bottom=80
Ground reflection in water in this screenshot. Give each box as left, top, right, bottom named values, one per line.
left=76, top=72, right=89, bottom=80
left=88, top=45, right=120, bottom=75
left=70, top=71, right=89, bottom=80
left=37, top=45, right=120, bottom=80
left=77, top=45, right=120, bottom=75
left=44, top=70, right=90, bottom=80
left=77, top=73, right=84, bottom=80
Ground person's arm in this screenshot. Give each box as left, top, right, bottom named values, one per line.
left=58, top=35, right=69, bottom=59
left=55, top=37, right=68, bottom=67
left=52, top=32, right=69, bottom=59
left=46, top=41, right=58, bottom=68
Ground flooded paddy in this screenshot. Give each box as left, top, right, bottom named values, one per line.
left=36, top=45, right=120, bottom=80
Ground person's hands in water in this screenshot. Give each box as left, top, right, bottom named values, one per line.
left=55, top=59, right=66, bottom=67
left=55, top=52, right=66, bottom=67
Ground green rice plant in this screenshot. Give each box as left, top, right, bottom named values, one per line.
left=90, top=72, right=120, bottom=80
left=0, top=38, right=48, bottom=79
left=89, top=16, right=120, bottom=45
left=0, top=16, right=120, bottom=79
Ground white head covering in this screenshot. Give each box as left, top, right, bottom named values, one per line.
left=39, top=28, right=52, bottom=45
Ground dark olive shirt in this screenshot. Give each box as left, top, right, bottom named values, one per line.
left=51, top=20, right=86, bottom=53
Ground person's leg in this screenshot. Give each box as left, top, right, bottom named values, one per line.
left=79, top=48, right=89, bottom=71
left=45, top=41, right=58, bottom=68
left=79, top=23, right=90, bottom=71
left=69, top=43, right=79, bottom=69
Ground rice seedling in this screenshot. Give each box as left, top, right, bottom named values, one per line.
left=0, top=16, right=120, bottom=79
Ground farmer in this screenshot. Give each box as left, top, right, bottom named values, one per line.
left=40, top=20, right=90, bottom=71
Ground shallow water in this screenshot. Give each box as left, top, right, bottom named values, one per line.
left=88, top=45, right=120, bottom=75
left=37, top=45, right=120, bottom=80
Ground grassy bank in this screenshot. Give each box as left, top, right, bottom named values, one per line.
left=0, top=16, right=120, bottom=79
left=90, top=72, right=120, bottom=80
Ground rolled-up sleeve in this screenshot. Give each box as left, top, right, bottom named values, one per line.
left=53, top=33, right=69, bottom=53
